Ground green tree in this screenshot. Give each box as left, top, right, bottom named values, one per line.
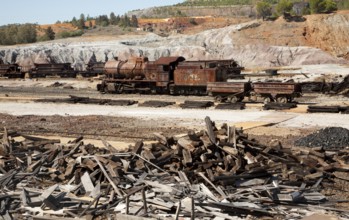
left=110, top=12, right=118, bottom=25
left=310, top=0, right=337, bottom=13
left=95, top=15, right=109, bottom=26
left=0, top=23, right=37, bottom=45
left=119, top=14, right=131, bottom=27
left=17, top=24, right=37, bottom=43
left=321, top=0, right=337, bottom=13
left=276, top=0, right=293, bottom=14
left=131, top=15, right=138, bottom=27
left=71, top=17, right=78, bottom=26
left=45, top=26, right=55, bottom=40
left=256, top=1, right=272, bottom=19
left=337, top=0, right=349, bottom=10
left=78, top=13, right=86, bottom=29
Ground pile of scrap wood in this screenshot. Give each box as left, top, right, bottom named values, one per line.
left=1, top=117, right=349, bottom=219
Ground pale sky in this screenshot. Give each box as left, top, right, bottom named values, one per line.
left=0, top=0, right=185, bottom=26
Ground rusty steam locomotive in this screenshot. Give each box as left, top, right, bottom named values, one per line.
left=97, top=56, right=302, bottom=103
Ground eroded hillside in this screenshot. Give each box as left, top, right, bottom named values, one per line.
left=232, top=11, right=349, bottom=59
left=0, top=11, right=348, bottom=69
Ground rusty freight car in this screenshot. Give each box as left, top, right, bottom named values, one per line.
left=82, top=62, right=105, bottom=77
left=207, top=82, right=252, bottom=103
left=252, top=82, right=302, bottom=103
left=0, top=63, right=24, bottom=78
left=29, top=63, right=76, bottom=78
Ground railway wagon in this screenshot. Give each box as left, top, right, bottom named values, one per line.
left=81, top=62, right=105, bottom=77
left=29, top=63, right=76, bottom=78
left=252, top=82, right=302, bottom=103
left=207, top=82, right=252, bottom=103
left=0, top=64, right=24, bottom=78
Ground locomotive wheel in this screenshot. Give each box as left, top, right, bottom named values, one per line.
left=276, top=96, right=287, bottom=103
left=263, top=97, right=271, bottom=104
left=229, top=96, right=238, bottom=103
left=214, top=96, right=224, bottom=103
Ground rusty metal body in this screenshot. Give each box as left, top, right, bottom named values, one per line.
left=104, top=57, right=149, bottom=79
left=99, top=56, right=248, bottom=96
left=0, top=64, right=24, bottom=78
left=252, top=82, right=302, bottom=103
left=82, top=62, right=105, bottom=77
left=100, top=56, right=185, bottom=93
left=252, top=82, right=301, bottom=96
left=30, top=63, right=76, bottom=78
left=206, top=82, right=251, bottom=103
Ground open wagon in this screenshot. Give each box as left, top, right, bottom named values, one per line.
left=207, top=82, right=251, bottom=103
left=252, top=82, right=302, bottom=103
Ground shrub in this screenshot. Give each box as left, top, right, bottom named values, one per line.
left=256, top=1, right=273, bottom=19
left=57, top=30, right=84, bottom=39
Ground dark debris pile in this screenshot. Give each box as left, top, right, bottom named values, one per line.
left=1, top=119, right=349, bottom=219
left=295, top=127, right=349, bottom=150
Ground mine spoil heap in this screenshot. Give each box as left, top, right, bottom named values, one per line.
left=1, top=117, right=349, bottom=219
left=295, top=127, right=349, bottom=150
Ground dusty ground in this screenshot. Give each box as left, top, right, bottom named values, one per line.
left=1, top=77, right=349, bottom=148
left=1, top=76, right=349, bottom=210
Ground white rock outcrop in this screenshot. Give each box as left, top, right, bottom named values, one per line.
left=0, top=20, right=346, bottom=70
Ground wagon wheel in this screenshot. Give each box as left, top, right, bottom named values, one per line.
left=228, top=96, right=238, bottom=103
left=276, top=96, right=287, bottom=103
left=263, top=96, right=271, bottom=104
left=117, top=85, right=124, bottom=94
left=214, top=95, right=224, bottom=103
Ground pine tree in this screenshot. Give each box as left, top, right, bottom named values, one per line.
left=131, top=15, right=138, bottom=27
left=78, top=13, right=86, bottom=29
left=256, top=1, right=272, bottom=19
left=110, top=12, right=118, bottom=25
left=45, top=26, right=55, bottom=40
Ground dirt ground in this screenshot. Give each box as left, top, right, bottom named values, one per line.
left=1, top=77, right=348, bottom=148
left=1, top=77, right=349, bottom=211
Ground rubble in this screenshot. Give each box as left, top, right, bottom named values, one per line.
left=295, top=127, right=349, bottom=150
left=1, top=117, right=349, bottom=219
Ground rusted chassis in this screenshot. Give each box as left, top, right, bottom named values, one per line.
left=29, top=63, right=76, bottom=78
left=207, top=82, right=301, bottom=103
left=0, top=64, right=24, bottom=78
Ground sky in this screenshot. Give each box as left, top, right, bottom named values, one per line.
left=0, top=0, right=185, bottom=26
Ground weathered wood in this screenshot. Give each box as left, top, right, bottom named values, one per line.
left=205, top=116, right=216, bottom=144
left=81, top=171, right=94, bottom=193
left=1, top=127, right=10, bottom=155
left=94, top=156, right=123, bottom=197
left=177, top=137, right=196, bottom=152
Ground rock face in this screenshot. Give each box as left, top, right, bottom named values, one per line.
left=128, top=5, right=255, bottom=18
left=0, top=20, right=347, bottom=70
left=304, top=12, right=349, bottom=58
